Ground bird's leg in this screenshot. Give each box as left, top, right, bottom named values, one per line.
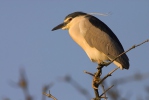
left=92, top=61, right=110, bottom=99
left=97, top=61, right=110, bottom=69
left=92, top=64, right=103, bottom=90
left=91, top=65, right=103, bottom=100
left=92, top=60, right=112, bottom=88
left=97, top=64, right=103, bottom=76
left=92, top=60, right=110, bottom=90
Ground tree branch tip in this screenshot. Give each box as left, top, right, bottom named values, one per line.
left=84, top=70, right=94, bottom=76
left=105, top=39, right=149, bottom=67
left=43, top=92, right=57, bottom=100
left=109, top=67, right=119, bottom=75
left=99, top=85, right=114, bottom=97
left=84, top=70, right=87, bottom=73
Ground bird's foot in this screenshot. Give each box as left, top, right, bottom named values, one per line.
left=97, top=61, right=110, bottom=69
left=92, top=76, right=100, bottom=90
left=92, top=66, right=102, bottom=89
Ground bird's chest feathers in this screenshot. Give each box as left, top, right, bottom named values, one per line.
left=68, top=17, right=90, bottom=48
left=68, top=20, right=108, bottom=62
left=68, top=20, right=89, bottom=50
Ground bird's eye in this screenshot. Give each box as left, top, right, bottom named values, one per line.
left=68, top=18, right=72, bottom=21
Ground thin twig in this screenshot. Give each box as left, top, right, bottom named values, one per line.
left=101, top=84, right=107, bottom=100
left=84, top=70, right=94, bottom=76
left=99, top=68, right=119, bottom=85
left=43, top=92, right=57, bottom=100
left=107, top=39, right=149, bottom=66
left=99, top=85, right=114, bottom=98
left=42, top=83, right=54, bottom=100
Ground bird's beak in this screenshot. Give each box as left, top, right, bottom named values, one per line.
left=52, top=23, right=66, bottom=31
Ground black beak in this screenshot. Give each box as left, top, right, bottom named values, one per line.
left=52, top=23, right=66, bottom=31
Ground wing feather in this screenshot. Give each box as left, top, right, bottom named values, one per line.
left=80, top=15, right=129, bottom=69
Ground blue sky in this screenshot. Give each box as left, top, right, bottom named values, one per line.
left=0, top=1, right=149, bottom=100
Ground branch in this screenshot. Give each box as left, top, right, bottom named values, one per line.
left=42, top=83, right=54, bottom=100
left=43, top=91, right=57, bottom=100
left=99, top=85, right=114, bottom=98
left=86, top=39, right=149, bottom=100
left=101, top=84, right=107, bottom=100
left=98, top=68, right=118, bottom=85
left=84, top=71, right=94, bottom=76
left=107, top=39, right=149, bottom=66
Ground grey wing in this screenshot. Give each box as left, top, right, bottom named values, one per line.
left=81, top=16, right=129, bottom=69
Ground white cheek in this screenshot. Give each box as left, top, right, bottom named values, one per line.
left=62, top=27, right=67, bottom=30
left=62, top=25, right=69, bottom=30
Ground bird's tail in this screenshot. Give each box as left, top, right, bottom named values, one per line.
left=113, top=54, right=129, bottom=70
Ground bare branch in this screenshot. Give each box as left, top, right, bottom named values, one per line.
left=107, top=39, right=149, bottom=66
left=84, top=70, right=94, bottom=76
left=43, top=91, right=57, bottom=100
left=99, top=85, right=114, bottom=98
left=101, top=84, right=107, bottom=100
left=42, top=83, right=54, bottom=100
left=98, top=68, right=119, bottom=85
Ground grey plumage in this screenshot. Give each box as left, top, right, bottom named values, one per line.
left=84, top=14, right=129, bottom=69
left=52, top=11, right=129, bottom=69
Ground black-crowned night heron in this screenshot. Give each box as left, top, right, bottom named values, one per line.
left=52, top=11, right=129, bottom=70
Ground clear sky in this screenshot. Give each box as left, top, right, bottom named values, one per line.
left=0, top=1, right=149, bottom=100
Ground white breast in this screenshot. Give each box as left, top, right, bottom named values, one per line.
left=68, top=16, right=109, bottom=63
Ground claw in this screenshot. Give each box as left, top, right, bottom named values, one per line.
left=92, top=74, right=101, bottom=90
left=97, top=61, right=110, bottom=69
left=92, top=79, right=99, bottom=90
left=92, top=83, right=98, bottom=90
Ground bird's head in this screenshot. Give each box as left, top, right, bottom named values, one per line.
left=52, top=12, right=87, bottom=31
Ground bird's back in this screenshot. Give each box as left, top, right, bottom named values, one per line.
left=85, top=15, right=129, bottom=69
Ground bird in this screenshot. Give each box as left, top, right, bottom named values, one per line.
left=52, top=11, right=129, bottom=70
